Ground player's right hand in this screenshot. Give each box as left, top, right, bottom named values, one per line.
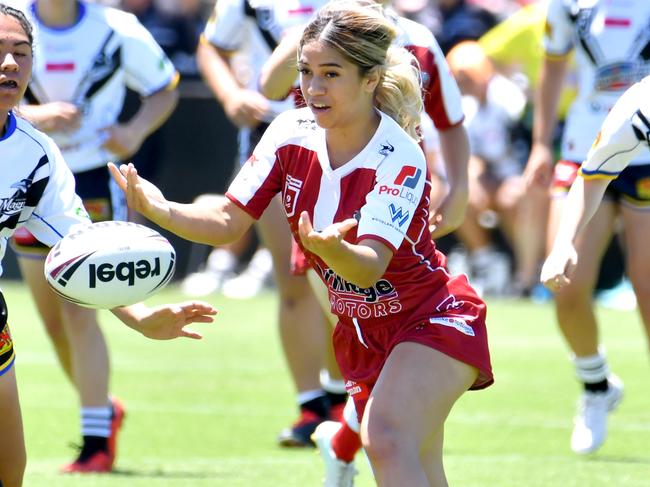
left=524, top=143, right=554, bottom=189
left=107, top=162, right=171, bottom=227
left=223, top=89, right=270, bottom=128
left=540, top=244, right=577, bottom=292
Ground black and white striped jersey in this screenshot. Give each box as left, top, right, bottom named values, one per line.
left=0, top=112, right=89, bottom=275
left=12, top=0, right=177, bottom=173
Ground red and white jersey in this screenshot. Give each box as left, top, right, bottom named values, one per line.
left=15, top=1, right=177, bottom=173
left=389, top=10, right=464, bottom=130
left=0, top=112, right=90, bottom=276
left=544, top=0, right=650, bottom=163
left=227, top=108, right=453, bottom=330
left=580, top=75, right=650, bottom=178
left=203, top=0, right=330, bottom=121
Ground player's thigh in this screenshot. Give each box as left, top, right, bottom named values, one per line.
left=620, top=206, right=650, bottom=291
left=306, top=269, right=337, bottom=328
left=16, top=256, right=62, bottom=327
left=0, top=367, right=26, bottom=487
left=362, top=342, right=476, bottom=447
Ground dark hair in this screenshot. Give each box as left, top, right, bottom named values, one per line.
left=0, top=3, right=34, bottom=49
left=299, top=1, right=423, bottom=139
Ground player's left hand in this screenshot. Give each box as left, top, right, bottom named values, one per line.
left=298, top=211, right=357, bottom=259
left=540, top=245, right=578, bottom=292
left=100, top=124, right=145, bottom=159
left=120, top=301, right=217, bottom=340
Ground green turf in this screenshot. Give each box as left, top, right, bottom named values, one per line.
left=4, top=281, right=649, bottom=486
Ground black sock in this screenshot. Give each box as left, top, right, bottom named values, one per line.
left=79, top=435, right=108, bottom=461
left=584, top=379, right=609, bottom=393
left=300, top=395, right=330, bottom=419
left=326, top=391, right=348, bottom=407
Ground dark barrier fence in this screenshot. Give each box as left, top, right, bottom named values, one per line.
left=3, top=83, right=238, bottom=281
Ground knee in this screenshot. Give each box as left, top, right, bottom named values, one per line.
left=362, top=418, right=409, bottom=465
left=554, top=278, right=593, bottom=305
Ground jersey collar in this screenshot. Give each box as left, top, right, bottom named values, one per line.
left=0, top=112, right=17, bottom=141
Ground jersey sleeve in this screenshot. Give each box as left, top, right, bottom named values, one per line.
left=580, top=81, right=649, bottom=178
left=118, top=14, right=178, bottom=96
left=543, top=0, right=574, bottom=58
left=225, top=113, right=287, bottom=219
left=202, top=0, right=247, bottom=52
left=415, top=35, right=464, bottom=129
left=356, top=147, right=428, bottom=253
left=25, top=138, right=90, bottom=246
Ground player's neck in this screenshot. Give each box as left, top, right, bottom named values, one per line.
left=326, top=110, right=381, bottom=169
left=35, top=0, right=79, bottom=28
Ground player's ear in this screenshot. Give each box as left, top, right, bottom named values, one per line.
left=363, top=66, right=381, bottom=94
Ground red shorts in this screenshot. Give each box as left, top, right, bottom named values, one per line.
left=290, top=238, right=309, bottom=276
left=334, top=274, right=493, bottom=422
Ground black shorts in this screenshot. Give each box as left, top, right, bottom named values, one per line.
left=0, top=292, right=14, bottom=377
left=10, top=165, right=126, bottom=257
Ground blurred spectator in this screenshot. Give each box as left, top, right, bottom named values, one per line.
left=447, top=41, right=536, bottom=296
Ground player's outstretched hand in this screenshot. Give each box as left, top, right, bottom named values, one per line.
left=298, top=211, right=357, bottom=260
left=108, top=162, right=171, bottom=227
left=540, top=245, right=578, bottom=292
left=114, top=301, right=217, bottom=340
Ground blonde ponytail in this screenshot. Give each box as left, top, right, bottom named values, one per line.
left=375, top=46, right=423, bottom=141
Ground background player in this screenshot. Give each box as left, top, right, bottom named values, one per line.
left=8, top=0, right=179, bottom=472
left=523, top=0, right=650, bottom=454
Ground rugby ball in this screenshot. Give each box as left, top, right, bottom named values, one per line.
left=44, top=221, right=176, bottom=309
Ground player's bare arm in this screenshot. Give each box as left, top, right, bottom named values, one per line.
left=108, top=163, right=255, bottom=247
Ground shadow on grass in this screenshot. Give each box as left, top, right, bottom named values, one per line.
left=111, top=468, right=227, bottom=479
left=589, top=455, right=650, bottom=466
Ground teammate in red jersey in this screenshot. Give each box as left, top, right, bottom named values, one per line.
left=110, top=3, right=492, bottom=485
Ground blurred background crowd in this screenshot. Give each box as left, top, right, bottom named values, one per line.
left=4, top=0, right=632, bottom=310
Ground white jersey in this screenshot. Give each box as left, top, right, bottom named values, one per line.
left=544, top=0, right=650, bottom=163
left=226, top=108, right=452, bottom=329
left=19, top=1, right=177, bottom=173
left=462, top=74, right=526, bottom=179
left=0, top=112, right=90, bottom=276
left=580, top=76, right=650, bottom=178
left=202, top=0, right=329, bottom=122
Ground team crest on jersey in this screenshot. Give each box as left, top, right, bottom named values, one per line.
left=283, top=175, right=303, bottom=217
left=296, top=118, right=317, bottom=130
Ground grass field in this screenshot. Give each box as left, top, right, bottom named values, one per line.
left=4, top=280, right=650, bottom=486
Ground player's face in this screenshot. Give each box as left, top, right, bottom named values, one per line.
left=299, top=41, right=377, bottom=131
left=0, top=15, right=32, bottom=116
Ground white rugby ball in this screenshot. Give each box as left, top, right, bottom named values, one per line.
left=44, top=221, right=176, bottom=309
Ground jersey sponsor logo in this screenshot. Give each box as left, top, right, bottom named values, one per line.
left=45, top=62, right=75, bottom=72
left=636, top=177, right=650, bottom=199
left=318, top=265, right=403, bottom=319
left=394, top=165, right=422, bottom=188
left=594, top=62, right=646, bottom=92
left=388, top=203, right=409, bottom=227
left=283, top=175, right=303, bottom=217
left=345, top=380, right=363, bottom=396
left=429, top=316, right=475, bottom=337
left=604, top=17, right=630, bottom=28
left=0, top=179, right=30, bottom=216
left=379, top=141, right=395, bottom=155
left=377, top=184, right=418, bottom=205
left=435, top=294, right=466, bottom=313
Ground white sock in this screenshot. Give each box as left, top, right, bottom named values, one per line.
left=81, top=404, right=112, bottom=438
left=573, top=348, right=609, bottom=384
left=343, top=398, right=360, bottom=433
